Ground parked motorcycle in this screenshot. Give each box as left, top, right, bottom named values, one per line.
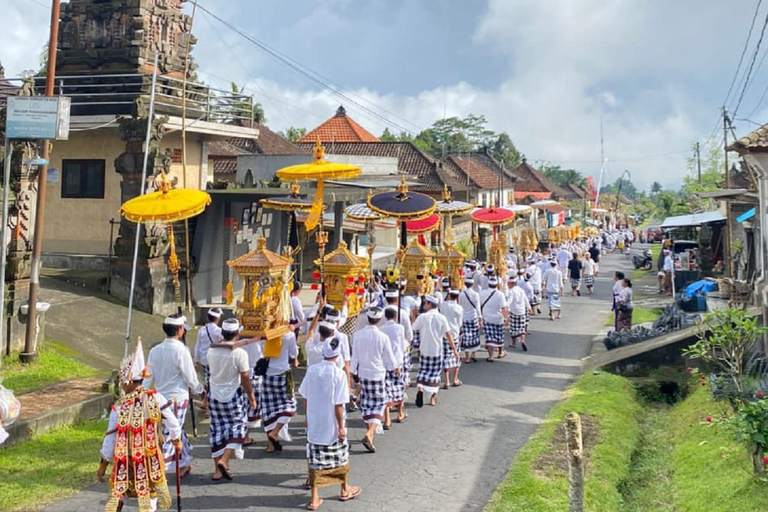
left=632, top=248, right=653, bottom=270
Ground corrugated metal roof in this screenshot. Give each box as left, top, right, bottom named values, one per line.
left=660, top=211, right=727, bottom=228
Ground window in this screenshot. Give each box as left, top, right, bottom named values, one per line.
left=62, top=159, right=106, bottom=199
left=172, top=149, right=183, bottom=164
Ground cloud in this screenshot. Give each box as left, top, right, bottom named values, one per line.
left=2, top=0, right=765, bottom=191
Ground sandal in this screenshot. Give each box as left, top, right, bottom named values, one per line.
left=498, top=352, right=507, bottom=359
left=361, top=437, right=376, bottom=453
left=442, top=383, right=449, bottom=390
left=267, top=435, right=283, bottom=453
left=216, top=463, right=232, bottom=481
left=452, top=381, right=463, bottom=387
left=179, top=465, right=193, bottom=479
left=415, top=390, right=424, bottom=408
left=339, top=486, right=362, bottom=502
left=396, top=413, right=408, bottom=423
left=307, top=498, right=323, bottom=510
left=486, top=358, right=494, bottom=362
left=522, top=342, right=528, bottom=352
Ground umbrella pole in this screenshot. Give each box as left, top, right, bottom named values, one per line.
left=124, top=55, right=159, bottom=358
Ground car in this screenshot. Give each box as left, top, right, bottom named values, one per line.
left=646, top=226, right=663, bottom=243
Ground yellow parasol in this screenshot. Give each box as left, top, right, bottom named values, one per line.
left=120, top=173, right=211, bottom=305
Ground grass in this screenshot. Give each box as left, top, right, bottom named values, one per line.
left=1, top=341, right=98, bottom=394
left=485, top=372, right=644, bottom=512
left=0, top=419, right=108, bottom=512
left=668, top=385, right=768, bottom=512
left=604, top=307, right=663, bottom=327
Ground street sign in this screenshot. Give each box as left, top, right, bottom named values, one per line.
left=6, top=96, right=71, bottom=140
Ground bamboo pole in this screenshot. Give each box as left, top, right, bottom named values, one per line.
left=565, top=412, right=584, bottom=512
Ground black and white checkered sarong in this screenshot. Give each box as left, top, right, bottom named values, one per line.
left=510, top=314, right=527, bottom=337
left=531, top=290, right=542, bottom=306
left=385, top=370, right=406, bottom=405
left=208, top=388, right=249, bottom=458
left=547, top=292, right=562, bottom=311
left=259, top=372, right=296, bottom=431
left=460, top=320, right=481, bottom=351
left=358, top=378, right=386, bottom=424
left=570, top=278, right=581, bottom=290
left=584, top=275, right=595, bottom=287
left=417, top=355, right=442, bottom=390
left=307, top=438, right=349, bottom=471
left=411, top=331, right=421, bottom=351
left=248, top=373, right=262, bottom=423
left=484, top=322, right=505, bottom=347
left=442, top=338, right=460, bottom=369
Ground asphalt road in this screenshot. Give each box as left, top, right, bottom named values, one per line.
left=43, top=253, right=628, bottom=512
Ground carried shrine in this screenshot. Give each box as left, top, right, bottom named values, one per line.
left=313, top=241, right=368, bottom=318
left=398, top=239, right=435, bottom=294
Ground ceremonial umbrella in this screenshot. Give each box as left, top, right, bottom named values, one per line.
left=502, top=204, right=533, bottom=214
left=120, top=173, right=212, bottom=306
left=367, top=175, right=437, bottom=249
left=261, top=181, right=318, bottom=255
left=470, top=206, right=515, bottom=259
left=345, top=202, right=384, bottom=277
left=276, top=141, right=362, bottom=295
left=405, top=213, right=440, bottom=234
left=435, top=185, right=474, bottom=244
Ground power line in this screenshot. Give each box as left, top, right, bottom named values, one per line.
left=531, top=149, right=690, bottom=166
left=733, top=6, right=768, bottom=117
left=723, top=0, right=763, bottom=108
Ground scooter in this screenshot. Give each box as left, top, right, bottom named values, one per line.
left=632, top=248, right=653, bottom=270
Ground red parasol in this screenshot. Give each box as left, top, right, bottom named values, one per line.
left=470, top=206, right=515, bottom=226
left=405, top=213, right=440, bottom=234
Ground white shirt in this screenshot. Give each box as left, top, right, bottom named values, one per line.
left=266, top=332, right=299, bottom=377
left=479, top=288, right=507, bottom=325
left=101, top=391, right=180, bottom=461
left=207, top=345, right=250, bottom=402
left=194, top=323, right=221, bottom=366
left=557, top=249, right=570, bottom=267
left=663, top=254, right=673, bottom=272
left=306, top=333, right=345, bottom=369
left=240, top=338, right=264, bottom=369
left=298, top=360, right=348, bottom=446
left=517, top=278, right=534, bottom=301
left=400, top=295, right=419, bottom=320
left=528, top=265, right=543, bottom=289
left=583, top=259, right=595, bottom=276
left=506, top=286, right=530, bottom=316
left=290, top=295, right=305, bottom=324
left=350, top=325, right=398, bottom=381
left=412, top=308, right=451, bottom=357
left=143, top=338, right=203, bottom=401
left=458, top=287, right=481, bottom=322
left=612, top=280, right=623, bottom=298
left=542, top=267, right=563, bottom=294
left=439, top=300, right=463, bottom=340
left=618, top=286, right=634, bottom=309
left=386, top=303, right=414, bottom=342
left=379, top=320, right=406, bottom=368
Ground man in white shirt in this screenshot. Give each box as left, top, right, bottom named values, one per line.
left=350, top=307, right=399, bottom=453
left=290, top=281, right=306, bottom=338
left=194, top=307, right=222, bottom=390
left=384, top=288, right=414, bottom=390
left=440, top=289, right=464, bottom=387
left=412, top=295, right=457, bottom=407
left=542, top=260, right=564, bottom=320
left=262, top=332, right=299, bottom=453
left=556, top=246, right=570, bottom=282
left=458, top=277, right=483, bottom=362
left=528, top=258, right=544, bottom=315
left=143, top=314, right=203, bottom=475
left=207, top=319, right=257, bottom=481
left=479, top=276, right=509, bottom=362
left=299, top=338, right=362, bottom=510
left=506, top=277, right=531, bottom=352
left=379, top=307, right=408, bottom=428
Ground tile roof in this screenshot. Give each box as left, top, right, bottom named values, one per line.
left=445, top=152, right=515, bottom=190
left=511, top=161, right=571, bottom=199
left=294, top=141, right=458, bottom=192
left=298, top=106, right=380, bottom=143
left=208, top=141, right=250, bottom=158
left=729, top=123, right=768, bottom=153
left=566, top=183, right=588, bottom=200
left=251, top=124, right=306, bottom=155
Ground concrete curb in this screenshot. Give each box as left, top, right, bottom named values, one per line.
left=3, top=392, right=113, bottom=448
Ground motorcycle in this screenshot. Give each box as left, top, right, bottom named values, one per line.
left=632, top=248, right=653, bottom=270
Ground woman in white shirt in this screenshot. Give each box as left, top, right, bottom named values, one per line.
left=616, top=278, right=634, bottom=332
left=582, top=254, right=595, bottom=295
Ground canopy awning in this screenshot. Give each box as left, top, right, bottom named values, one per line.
left=660, top=210, right=727, bottom=229
left=737, top=208, right=756, bottom=223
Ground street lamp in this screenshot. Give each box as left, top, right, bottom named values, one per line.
left=614, top=170, right=631, bottom=230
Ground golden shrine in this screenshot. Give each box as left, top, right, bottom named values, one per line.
left=227, top=238, right=292, bottom=356
left=488, top=232, right=510, bottom=279
left=313, top=241, right=368, bottom=318
left=435, top=243, right=465, bottom=289
left=397, top=239, right=435, bottom=294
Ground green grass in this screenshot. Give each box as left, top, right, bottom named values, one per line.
left=0, top=419, right=107, bottom=512
left=668, top=385, right=768, bottom=512
left=604, top=307, right=663, bottom=327
left=650, top=244, right=662, bottom=261
left=485, top=372, right=643, bottom=512
left=1, top=342, right=98, bottom=394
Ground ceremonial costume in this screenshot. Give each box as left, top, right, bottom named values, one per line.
left=411, top=297, right=451, bottom=396
left=193, top=308, right=222, bottom=387
left=261, top=332, right=299, bottom=437
left=379, top=313, right=407, bottom=408
left=542, top=264, right=564, bottom=315
left=439, top=294, right=463, bottom=371
left=207, top=339, right=250, bottom=460
left=458, top=280, right=482, bottom=353
left=101, top=339, right=180, bottom=512
left=479, top=278, right=508, bottom=349
left=506, top=281, right=530, bottom=345
left=241, top=339, right=264, bottom=427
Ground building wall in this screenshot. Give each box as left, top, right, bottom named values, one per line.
left=43, top=129, right=204, bottom=256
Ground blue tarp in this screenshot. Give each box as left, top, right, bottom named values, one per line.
left=683, top=279, right=717, bottom=298
left=737, top=207, right=756, bottom=223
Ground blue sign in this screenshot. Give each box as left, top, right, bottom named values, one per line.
left=6, top=96, right=70, bottom=140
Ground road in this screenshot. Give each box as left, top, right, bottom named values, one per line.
left=43, top=253, right=629, bottom=512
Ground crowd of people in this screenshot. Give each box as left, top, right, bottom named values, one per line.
left=98, top=233, right=633, bottom=512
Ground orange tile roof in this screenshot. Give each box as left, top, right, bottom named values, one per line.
left=298, top=106, right=380, bottom=143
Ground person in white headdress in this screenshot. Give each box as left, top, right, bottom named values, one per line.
left=99, top=338, right=181, bottom=512
left=194, top=307, right=222, bottom=391
left=479, top=276, right=509, bottom=362
left=506, top=276, right=531, bottom=351
left=261, top=330, right=300, bottom=453
left=458, top=276, right=483, bottom=363
left=350, top=307, right=399, bottom=453
left=379, top=306, right=408, bottom=427
left=143, top=314, right=203, bottom=476
left=206, top=319, right=257, bottom=481
left=384, top=288, right=414, bottom=389
left=527, top=258, right=543, bottom=315
left=440, top=289, right=464, bottom=387
left=411, top=295, right=456, bottom=407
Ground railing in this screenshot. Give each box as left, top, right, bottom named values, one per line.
left=0, top=74, right=254, bottom=126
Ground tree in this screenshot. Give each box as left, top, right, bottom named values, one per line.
left=229, top=82, right=266, bottom=125
left=380, top=128, right=414, bottom=143
left=280, top=127, right=307, bottom=143
left=413, top=114, right=516, bottom=161
left=491, top=133, right=523, bottom=168
left=650, top=181, right=662, bottom=195
left=539, top=163, right=587, bottom=188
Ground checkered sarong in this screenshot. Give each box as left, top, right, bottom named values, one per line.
left=412, top=331, right=421, bottom=351
left=307, top=438, right=349, bottom=471
left=248, top=373, right=262, bottom=423
left=460, top=320, right=481, bottom=351
left=259, top=372, right=296, bottom=431
left=530, top=290, right=542, bottom=306
left=208, top=388, right=249, bottom=458
left=417, top=355, right=442, bottom=390
left=442, top=338, right=460, bottom=369
left=525, top=310, right=531, bottom=330
left=385, top=370, right=406, bottom=405
left=584, top=275, right=594, bottom=287
left=403, top=350, right=412, bottom=387
left=548, top=292, right=562, bottom=311
left=358, top=378, right=386, bottom=424
left=510, top=314, right=526, bottom=337
left=484, top=322, right=505, bottom=347
left=570, top=278, right=581, bottom=290
left=162, top=400, right=192, bottom=470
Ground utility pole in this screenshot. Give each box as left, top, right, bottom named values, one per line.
left=723, top=106, right=732, bottom=278
left=21, top=0, right=61, bottom=363
left=695, top=142, right=702, bottom=183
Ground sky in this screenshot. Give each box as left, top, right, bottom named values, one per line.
left=3, top=0, right=768, bottom=191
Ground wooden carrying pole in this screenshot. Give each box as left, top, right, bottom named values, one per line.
left=565, top=412, right=584, bottom=512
